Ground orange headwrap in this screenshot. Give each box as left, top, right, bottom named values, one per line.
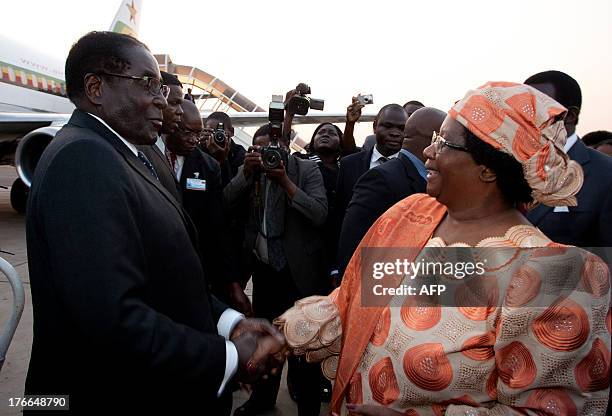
left=449, top=81, right=583, bottom=207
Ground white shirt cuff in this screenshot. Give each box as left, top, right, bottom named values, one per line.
left=217, top=308, right=244, bottom=340
left=217, top=341, right=239, bottom=396
left=216, top=309, right=244, bottom=396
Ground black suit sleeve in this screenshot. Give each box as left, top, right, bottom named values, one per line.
left=336, top=168, right=395, bottom=276
left=35, top=140, right=227, bottom=391
left=599, top=186, right=612, bottom=247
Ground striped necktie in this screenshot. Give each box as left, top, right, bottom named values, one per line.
left=137, top=151, right=159, bottom=180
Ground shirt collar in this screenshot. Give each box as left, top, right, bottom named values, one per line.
left=400, top=149, right=428, bottom=180
left=86, top=112, right=138, bottom=156
left=155, top=135, right=166, bottom=154
left=564, top=133, right=578, bottom=153
left=371, top=145, right=398, bottom=165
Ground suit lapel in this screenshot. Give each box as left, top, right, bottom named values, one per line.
left=397, top=153, right=419, bottom=184
left=527, top=203, right=554, bottom=225
left=67, top=110, right=192, bottom=233
left=362, top=148, right=374, bottom=173
left=568, top=138, right=591, bottom=167
left=151, top=141, right=175, bottom=173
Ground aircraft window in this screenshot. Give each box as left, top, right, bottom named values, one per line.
left=20, top=71, right=27, bottom=85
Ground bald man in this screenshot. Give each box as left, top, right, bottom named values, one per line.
left=335, top=107, right=446, bottom=279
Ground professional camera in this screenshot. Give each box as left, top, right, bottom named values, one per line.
left=212, top=122, right=227, bottom=145
left=261, top=96, right=288, bottom=170
left=285, top=83, right=325, bottom=116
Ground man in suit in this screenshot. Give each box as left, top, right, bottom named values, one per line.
left=224, top=124, right=327, bottom=416
left=24, top=31, right=283, bottom=415
left=139, top=71, right=184, bottom=202
left=335, top=107, right=446, bottom=278
left=525, top=70, right=612, bottom=247
left=336, top=103, right=408, bottom=223
left=165, top=99, right=252, bottom=315
left=361, top=100, right=424, bottom=152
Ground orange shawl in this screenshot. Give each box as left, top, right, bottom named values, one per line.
left=330, top=193, right=447, bottom=413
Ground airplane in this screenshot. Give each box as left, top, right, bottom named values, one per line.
left=0, top=0, right=375, bottom=213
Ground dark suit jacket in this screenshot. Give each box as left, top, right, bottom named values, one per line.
left=527, top=139, right=612, bottom=247
left=180, top=148, right=235, bottom=291
left=25, top=110, right=229, bottom=413
left=335, top=147, right=373, bottom=222
left=224, top=155, right=328, bottom=296
left=139, top=140, right=182, bottom=203
left=336, top=152, right=427, bottom=275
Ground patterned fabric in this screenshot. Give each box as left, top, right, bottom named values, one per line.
left=276, top=194, right=611, bottom=415
left=449, top=81, right=584, bottom=207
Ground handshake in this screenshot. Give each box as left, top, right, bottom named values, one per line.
left=230, top=318, right=288, bottom=384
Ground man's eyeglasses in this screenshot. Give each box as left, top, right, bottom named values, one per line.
left=431, top=131, right=470, bottom=154
left=97, top=72, right=170, bottom=98
left=177, top=124, right=206, bottom=141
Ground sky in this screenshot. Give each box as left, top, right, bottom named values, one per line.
left=2, top=0, right=611, bottom=142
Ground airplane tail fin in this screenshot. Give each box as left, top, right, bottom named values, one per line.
left=109, top=0, right=143, bottom=38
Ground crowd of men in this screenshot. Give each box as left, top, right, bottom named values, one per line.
left=22, top=31, right=612, bottom=416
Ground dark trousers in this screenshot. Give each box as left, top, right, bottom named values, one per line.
left=249, top=259, right=322, bottom=416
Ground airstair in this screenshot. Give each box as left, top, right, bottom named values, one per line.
left=156, top=54, right=262, bottom=149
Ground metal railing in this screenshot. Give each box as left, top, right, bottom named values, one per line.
left=0, top=256, right=24, bottom=372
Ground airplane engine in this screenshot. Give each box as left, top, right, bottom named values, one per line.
left=11, top=126, right=61, bottom=213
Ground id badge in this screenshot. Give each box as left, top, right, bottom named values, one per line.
left=186, top=177, right=207, bottom=191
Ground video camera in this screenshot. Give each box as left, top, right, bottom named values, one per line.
left=261, top=95, right=288, bottom=170
left=285, top=83, right=325, bottom=116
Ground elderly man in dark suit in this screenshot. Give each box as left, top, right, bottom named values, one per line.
left=335, top=107, right=446, bottom=278
left=24, top=31, right=283, bottom=415
left=525, top=70, right=612, bottom=247
left=224, top=124, right=327, bottom=416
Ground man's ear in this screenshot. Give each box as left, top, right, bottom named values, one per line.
left=479, top=166, right=497, bottom=183
left=372, top=119, right=378, bottom=133
left=84, top=73, right=103, bottom=106
left=566, top=106, right=580, bottom=128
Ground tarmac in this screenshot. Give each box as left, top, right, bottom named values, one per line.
left=0, top=165, right=328, bottom=415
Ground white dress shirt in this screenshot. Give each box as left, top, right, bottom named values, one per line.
left=89, top=113, right=243, bottom=396
left=87, top=113, right=138, bottom=156
left=369, top=145, right=399, bottom=169
left=564, top=133, right=578, bottom=153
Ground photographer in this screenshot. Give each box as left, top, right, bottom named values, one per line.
left=203, top=111, right=246, bottom=185
left=224, top=123, right=327, bottom=416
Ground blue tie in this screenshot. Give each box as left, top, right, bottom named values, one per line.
left=137, top=151, right=159, bottom=180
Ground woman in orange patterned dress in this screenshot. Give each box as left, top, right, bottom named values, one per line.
left=275, top=82, right=611, bottom=415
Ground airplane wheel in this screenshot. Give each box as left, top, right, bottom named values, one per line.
left=10, top=178, right=28, bottom=214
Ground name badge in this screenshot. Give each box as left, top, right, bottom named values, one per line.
left=186, top=178, right=207, bottom=191
left=553, top=206, right=570, bottom=213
